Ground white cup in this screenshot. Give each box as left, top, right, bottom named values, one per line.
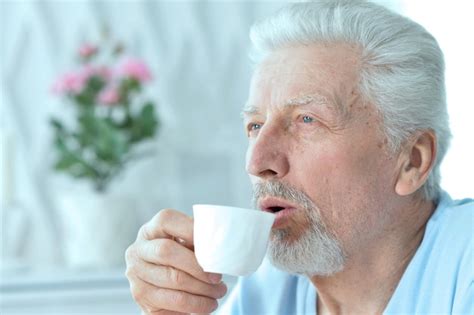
left=193, top=204, right=275, bottom=276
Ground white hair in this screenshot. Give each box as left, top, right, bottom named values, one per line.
left=249, top=0, right=450, bottom=201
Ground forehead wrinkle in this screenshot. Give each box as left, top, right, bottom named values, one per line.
left=284, top=94, right=345, bottom=119
left=241, top=93, right=339, bottom=119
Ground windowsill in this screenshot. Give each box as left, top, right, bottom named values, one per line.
left=0, top=267, right=141, bottom=314
left=0, top=267, right=237, bottom=314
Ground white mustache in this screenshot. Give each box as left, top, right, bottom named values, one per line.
left=252, top=181, right=316, bottom=212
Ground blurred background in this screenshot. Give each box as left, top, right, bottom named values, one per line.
left=1, top=0, right=472, bottom=314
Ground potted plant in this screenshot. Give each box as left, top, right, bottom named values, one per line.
left=50, top=38, right=158, bottom=268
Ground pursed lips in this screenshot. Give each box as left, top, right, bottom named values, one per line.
left=258, top=197, right=297, bottom=213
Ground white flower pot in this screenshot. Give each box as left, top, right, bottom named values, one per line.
left=56, top=187, right=139, bottom=269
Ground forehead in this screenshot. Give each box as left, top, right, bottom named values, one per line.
left=245, top=43, right=361, bottom=115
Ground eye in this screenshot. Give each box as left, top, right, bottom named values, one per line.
left=249, top=123, right=262, bottom=130
left=246, top=122, right=263, bottom=137
left=301, top=115, right=315, bottom=123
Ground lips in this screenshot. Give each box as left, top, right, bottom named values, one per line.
left=258, top=197, right=296, bottom=214
left=259, top=197, right=298, bottom=228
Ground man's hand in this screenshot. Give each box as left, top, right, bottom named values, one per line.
left=125, top=209, right=227, bottom=314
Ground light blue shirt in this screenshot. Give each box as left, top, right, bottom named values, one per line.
left=218, top=192, right=473, bottom=314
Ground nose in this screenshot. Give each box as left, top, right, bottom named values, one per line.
left=246, top=123, right=290, bottom=180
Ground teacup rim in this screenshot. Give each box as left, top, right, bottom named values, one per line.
left=192, top=204, right=275, bottom=218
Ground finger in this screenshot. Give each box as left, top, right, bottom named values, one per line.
left=139, top=209, right=194, bottom=246
left=135, top=260, right=227, bottom=299
left=138, top=238, right=221, bottom=284
left=143, top=310, right=187, bottom=315
left=173, top=236, right=194, bottom=251
left=134, top=278, right=218, bottom=314
left=140, top=303, right=187, bottom=315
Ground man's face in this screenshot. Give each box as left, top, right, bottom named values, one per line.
left=244, top=43, right=401, bottom=275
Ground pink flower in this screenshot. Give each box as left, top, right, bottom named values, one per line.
left=98, top=86, right=120, bottom=105
left=51, top=65, right=111, bottom=95
left=51, top=71, right=87, bottom=94
left=117, top=57, right=152, bottom=82
left=79, top=65, right=96, bottom=80
left=78, top=42, right=98, bottom=58
left=96, top=65, right=112, bottom=80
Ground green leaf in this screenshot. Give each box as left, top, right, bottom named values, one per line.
left=122, top=77, right=141, bottom=92
left=53, top=134, right=69, bottom=153
left=87, top=76, right=105, bottom=94
left=69, top=163, right=97, bottom=179
left=129, top=102, right=157, bottom=142
left=143, top=103, right=158, bottom=135
left=73, top=93, right=93, bottom=107
left=50, top=118, right=64, bottom=131
left=54, top=155, right=78, bottom=171
left=72, top=76, right=106, bottom=107
left=94, top=118, right=129, bottom=162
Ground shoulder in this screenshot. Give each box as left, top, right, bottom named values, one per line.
left=426, top=192, right=472, bottom=277
left=435, top=194, right=474, bottom=313
left=385, top=193, right=473, bottom=314
left=429, top=193, right=473, bottom=251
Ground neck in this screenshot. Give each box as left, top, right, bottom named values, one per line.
left=311, top=197, right=435, bottom=315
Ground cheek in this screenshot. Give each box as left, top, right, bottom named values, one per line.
left=325, top=150, right=392, bottom=204
left=297, top=142, right=391, bottom=212
left=295, top=143, right=362, bottom=186
left=323, top=137, right=388, bottom=180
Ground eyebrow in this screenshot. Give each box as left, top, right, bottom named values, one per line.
left=240, top=94, right=337, bottom=119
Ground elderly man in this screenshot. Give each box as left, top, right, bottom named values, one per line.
left=125, top=1, right=473, bottom=314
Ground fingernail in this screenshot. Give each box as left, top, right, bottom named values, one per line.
left=218, top=283, right=228, bottom=297
left=208, top=273, right=222, bottom=284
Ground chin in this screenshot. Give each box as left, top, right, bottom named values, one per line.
left=267, top=223, right=346, bottom=276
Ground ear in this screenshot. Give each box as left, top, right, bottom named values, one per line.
left=395, top=131, right=437, bottom=196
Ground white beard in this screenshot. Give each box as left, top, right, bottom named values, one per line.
left=267, top=208, right=345, bottom=276
left=253, top=181, right=345, bottom=276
